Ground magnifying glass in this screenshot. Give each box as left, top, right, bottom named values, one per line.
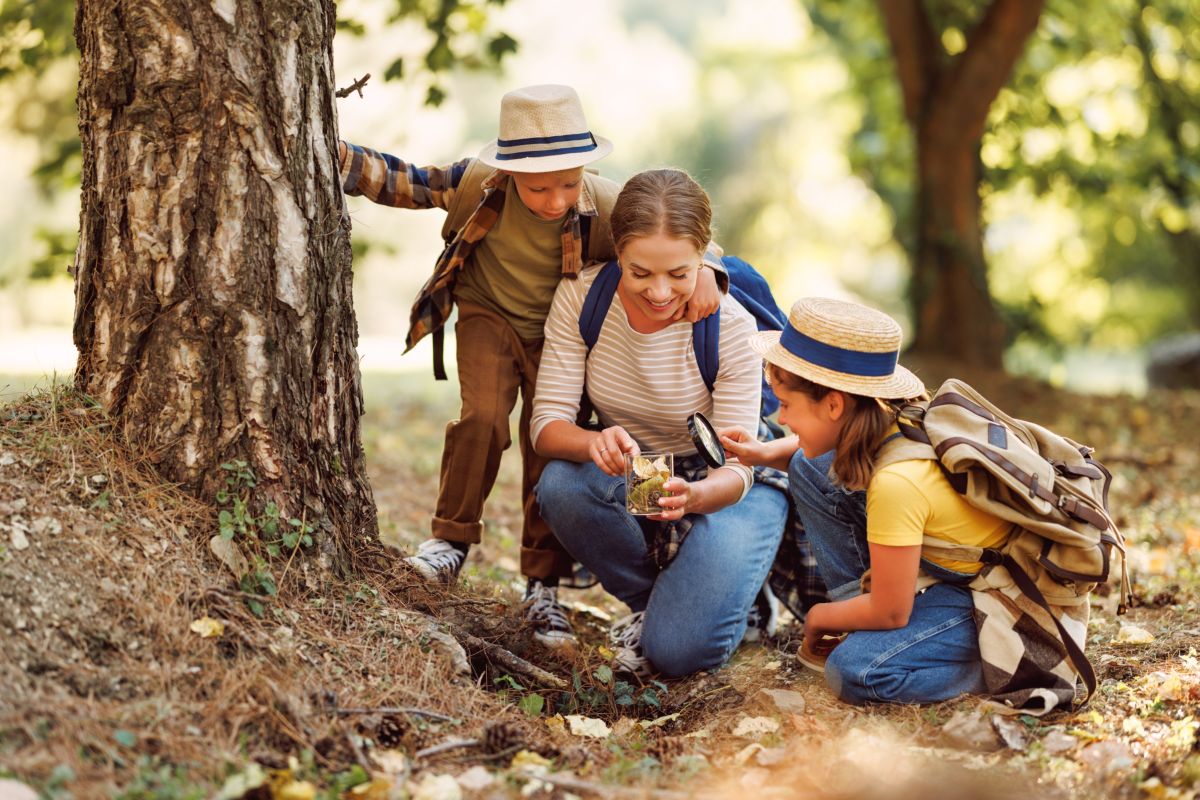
left=687, top=412, right=726, bottom=469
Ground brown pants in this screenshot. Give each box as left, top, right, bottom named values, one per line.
left=431, top=301, right=573, bottom=580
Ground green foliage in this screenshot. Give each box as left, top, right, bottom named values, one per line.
left=556, top=668, right=666, bottom=717
left=114, top=757, right=207, bottom=800
left=216, top=461, right=315, bottom=615
left=337, top=0, right=518, bottom=107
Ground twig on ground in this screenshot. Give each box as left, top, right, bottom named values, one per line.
left=453, top=629, right=568, bottom=690
left=415, top=737, right=479, bottom=759
left=336, top=73, right=371, bottom=98
left=335, top=706, right=456, bottom=722
left=514, top=770, right=693, bottom=799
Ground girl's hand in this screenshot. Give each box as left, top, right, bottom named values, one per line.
left=680, top=265, right=720, bottom=322
left=591, top=426, right=638, bottom=476
left=802, top=603, right=844, bottom=652
left=648, top=476, right=691, bottom=522
left=718, top=426, right=769, bottom=466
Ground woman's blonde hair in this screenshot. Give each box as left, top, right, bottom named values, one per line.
left=766, top=362, right=926, bottom=491
left=609, top=168, right=712, bottom=256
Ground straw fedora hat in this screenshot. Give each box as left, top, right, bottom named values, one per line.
left=751, top=297, right=926, bottom=399
left=477, top=84, right=613, bottom=173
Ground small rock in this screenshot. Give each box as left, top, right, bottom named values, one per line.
left=0, top=452, right=16, bottom=467
left=991, top=715, right=1029, bottom=751
left=456, top=766, right=493, bottom=791
left=1078, top=740, right=1135, bottom=777
left=10, top=526, right=29, bottom=550
left=31, top=516, right=62, bottom=536
left=732, top=716, right=779, bottom=738
left=941, top=710, right=1003, bottom=752
left=760, top=688, right=806, bottom=714
left=1041, top=728, right=1079, bottom=755
left=754, top=746, right=790, bottom=767
left=1114, top=624, right=1155, bottom=644
left=0, top=779, right=37, bottom=800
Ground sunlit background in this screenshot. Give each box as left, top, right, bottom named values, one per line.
left=1, top=0, right=1196, bottom=397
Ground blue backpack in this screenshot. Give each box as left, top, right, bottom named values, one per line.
left=578, top=255, right=787, bottom=416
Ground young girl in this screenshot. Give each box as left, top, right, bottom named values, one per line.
left=721, top=297, right=1008, bottom=704
left=530, top=169, right=788, bottom=677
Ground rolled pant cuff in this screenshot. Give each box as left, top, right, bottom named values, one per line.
left=431, top=517, right=484, bottom=544
left=521, top=546, right=575, bottom=581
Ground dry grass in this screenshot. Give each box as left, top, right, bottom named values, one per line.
left=2, top=377, right=1200, bottom=798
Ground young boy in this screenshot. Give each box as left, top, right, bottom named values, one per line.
left=338, top=85, right=725, bottom=647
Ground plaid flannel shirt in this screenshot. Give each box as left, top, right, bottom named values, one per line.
left=645, top=421, right=829, bottom=621
left=338, top=142, right=601, bottom=353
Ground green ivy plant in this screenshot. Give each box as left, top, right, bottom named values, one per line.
left=215, top=460, right=315, bottom=616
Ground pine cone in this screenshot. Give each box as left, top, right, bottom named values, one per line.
left=482, top=720, right=525, bottom=754
left=376, top=714, right=407, bottom=748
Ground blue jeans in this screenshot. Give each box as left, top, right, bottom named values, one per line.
left=536, top=459, right=787, bottom=677
left=788, top=451, right=985, bottom=704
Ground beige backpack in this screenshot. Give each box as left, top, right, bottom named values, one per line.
left=876, top=378, right=1131, bottom=715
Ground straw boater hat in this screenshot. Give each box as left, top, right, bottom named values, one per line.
left=751, top=297, right=926, bottom=399
left=477, top=84, right=613, bottom=173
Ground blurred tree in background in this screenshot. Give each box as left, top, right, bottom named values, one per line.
left=811, top=0, right=1199, bottom=365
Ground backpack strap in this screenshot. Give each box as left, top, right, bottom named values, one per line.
left=439, top=158, right=493, bottom=243
left=578, top=261, right=623, bottom=349
left=1001, top=552, right=1098, bottom=704
left=578, top=260, right=719, bottom=392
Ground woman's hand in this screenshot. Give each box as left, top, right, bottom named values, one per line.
left=680, top=265, right=720, bottom=322
left=590, top=426, right=639, bottom=476
left=647, top=476, right=691, bottom=522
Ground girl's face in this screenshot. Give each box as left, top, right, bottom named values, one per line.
left=774, top=382, right=846, bottom=457
left=615, top=232, right=701, bottom=332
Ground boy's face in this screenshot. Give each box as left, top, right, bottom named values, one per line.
left=508, top=167, right=585, bottom=220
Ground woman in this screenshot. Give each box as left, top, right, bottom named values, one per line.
left=530, top=169, right=788, bottom=677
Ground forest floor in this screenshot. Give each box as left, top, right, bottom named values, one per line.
left=1, top=362, right=1199, bottom=799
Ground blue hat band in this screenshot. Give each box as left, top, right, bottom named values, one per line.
left=494, top=131, right=598, bottom=161
left=779, top=325, right=898, bottom=377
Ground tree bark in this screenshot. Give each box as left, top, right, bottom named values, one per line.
left=73, top=0, right=377, bottom=560
left=880, top=0, right=1044, bottom=366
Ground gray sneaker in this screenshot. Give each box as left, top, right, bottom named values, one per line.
left=743, top=581, right=782, bottom=643
left=609, top=610, right=652, bottom=676
left=522, top=580, right=577, bottom=648
left=404, top=538, right=467, bottom=582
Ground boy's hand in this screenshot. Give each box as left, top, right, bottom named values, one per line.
left=647, top=476, right=690, bottom=522
left=718, top=426, right=768, bottom=466
left=591, top=426, right=638, bottom=476
left=680, top=265, right=720, bottom=322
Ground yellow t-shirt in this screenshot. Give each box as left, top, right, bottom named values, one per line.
left=866, top=435, right=1011, bottom=574
left=454, top=179, right=565, bottom=340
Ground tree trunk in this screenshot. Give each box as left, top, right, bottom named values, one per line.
left=72, top=0, right=377, bottom=560
left=880, top=0, right=1043, bottom=367
left=910, top=124, right=1004, bottom=364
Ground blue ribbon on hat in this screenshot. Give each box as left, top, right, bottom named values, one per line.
left=779, top=325, right=898, bottom=377
left=494, top=131, right=598, bottom=161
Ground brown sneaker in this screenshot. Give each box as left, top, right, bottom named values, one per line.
left=797, top=634, right=845, bottom=673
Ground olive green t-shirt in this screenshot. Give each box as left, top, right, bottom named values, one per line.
left=453, top=180, right=565, bottom=340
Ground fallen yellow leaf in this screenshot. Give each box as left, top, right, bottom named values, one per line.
left=510, top=750, right=552, bottom=770
left=189, top=616, right=224, bottom=638
left=272, top=779, right=316, bottom=800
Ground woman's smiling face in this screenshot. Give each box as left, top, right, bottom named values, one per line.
left=616, top=232, right=701, bottom=333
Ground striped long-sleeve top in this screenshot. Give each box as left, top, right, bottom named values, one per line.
left=531, top=263, right=762, bottom=489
